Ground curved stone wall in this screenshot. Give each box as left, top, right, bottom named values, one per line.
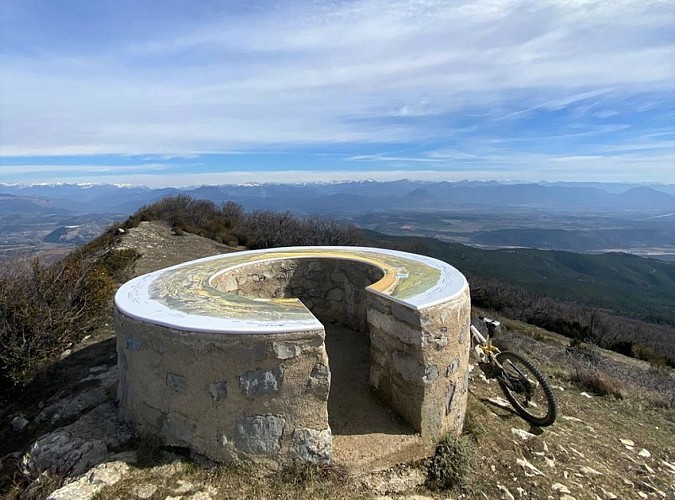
left=114, top=246, right=471, bottom=465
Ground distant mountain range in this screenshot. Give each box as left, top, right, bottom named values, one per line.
left=1, top=180, right=674, bottom=216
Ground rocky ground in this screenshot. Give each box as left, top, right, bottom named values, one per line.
left=1, top=222, right=673, bottom=499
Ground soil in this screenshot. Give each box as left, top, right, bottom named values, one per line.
left=325, top=323, right=427, bottom=472
left=117, top=221, right=235, bottom=276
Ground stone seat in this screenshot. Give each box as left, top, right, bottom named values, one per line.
left=115, top=246, right=470, bottom=465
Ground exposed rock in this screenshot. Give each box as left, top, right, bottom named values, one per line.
left=488, top=396, right=511, bottom=408
left=36, top=384, right=112, bottom=424
left=22, top=402, right=133, bottom=479
left=498, top=484, right=515, bottom=499
left=579, top=466, right=603, bottom=476
left=552, top=482, right=571, bottom=494
left=132, top=482, right=158, bottom=498
left=516, top=457, right=544, bottom=476
left=511, top=428, right=536, bottom=440
left=359, top=466, right=426, bottom=495
left=638, top=448, right=651, bottom=458
left=173, top=479, right=196, bottom=493
left=46, top=455, right=134, bottom=500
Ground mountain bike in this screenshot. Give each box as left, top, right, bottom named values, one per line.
left=470, top=318, right=557, bottom=427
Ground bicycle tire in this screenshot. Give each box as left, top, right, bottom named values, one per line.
left=495, top=351, right=557, bottom=427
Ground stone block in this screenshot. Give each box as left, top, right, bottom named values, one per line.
left=368, top=309, right=422, bottom=345
left=165, top=412, right=196, bottom=445
left=391, top=303, right=422, bottom=327
left=292, top=428, right=332, bottom=464
left=307, top=363, right=330, bottom=400
left=326, top=287, right=343, bottom=301
left=391, top=350, right=428, bottom=385
left=166, top=373, right=186, bottom=393
left=235, top=415, right=285, bottom=456
left=240, top=366, right=284, bottom=397
left=124, top=333, right=143, bottom=352
left=208, top=380, right=228, bottom=401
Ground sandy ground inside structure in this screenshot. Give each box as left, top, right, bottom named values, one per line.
left=324, top=323, right=427, bottom=472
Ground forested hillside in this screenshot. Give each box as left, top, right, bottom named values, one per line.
left=364, top=231, right=675, bottom=364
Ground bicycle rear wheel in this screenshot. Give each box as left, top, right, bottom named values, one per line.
left=495, top=351, right=557, bottom=427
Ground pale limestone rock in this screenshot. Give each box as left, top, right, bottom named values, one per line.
left=511, top=428, right=536, bottom=440
left=133, top=483, right=158, bottom=499
left=488, top=396, right=511, bottom=408
left=638, top=448, right=651, bottom=458
left=552, top=482, right=571, bottom=494
left=36, top=385, right=111, bottom=424
left=498, top=484, right=515, bottom=499
left=579, top=466, right=603, bottom=476
left=22, top=403, right=132, bottom=479
left=173, top=479, right=195, bottom=493
left=516, top=457, right=543, bottom=476
left=46, top=459, right=131, bottom=500
left=360, top=467, right=426, bottom=495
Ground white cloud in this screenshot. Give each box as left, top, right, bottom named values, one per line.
left=0, top=0, right=673, bottom=182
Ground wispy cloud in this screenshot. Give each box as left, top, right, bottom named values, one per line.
left=0, top=0, right=673, bottom=183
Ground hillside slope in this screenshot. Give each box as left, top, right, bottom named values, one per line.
left=364, top=230, right=675, bottom=326
left=1, top=223, right=673, bottom=499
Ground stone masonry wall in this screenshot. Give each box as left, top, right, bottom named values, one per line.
left=367, top=288, right=471, bottom=442
left=115, top=313, right=332, bottom=465
left=117, top=253, right=471, bottom=464
left=212, top=258, right=384, bottom=332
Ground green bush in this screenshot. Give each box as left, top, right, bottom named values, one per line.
left=426, top=433, right=476, bottom=491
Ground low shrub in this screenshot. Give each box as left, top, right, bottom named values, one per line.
left=426, top=433, right=476, bottom=491
left=0, top=256, right=116, bottom=390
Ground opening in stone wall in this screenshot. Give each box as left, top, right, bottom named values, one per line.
left=213, top=257, right=423, bottom=464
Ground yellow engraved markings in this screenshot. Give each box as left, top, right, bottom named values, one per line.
left=147, top=247, right=443, bottom=322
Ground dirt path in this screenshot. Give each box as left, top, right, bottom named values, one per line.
left=324, top=323, right=427, bottom=472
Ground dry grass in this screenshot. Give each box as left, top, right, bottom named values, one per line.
left=93, top=457, right=366, bottom=500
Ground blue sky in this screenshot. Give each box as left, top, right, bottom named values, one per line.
left=1, top=0, right=674, bottom=186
